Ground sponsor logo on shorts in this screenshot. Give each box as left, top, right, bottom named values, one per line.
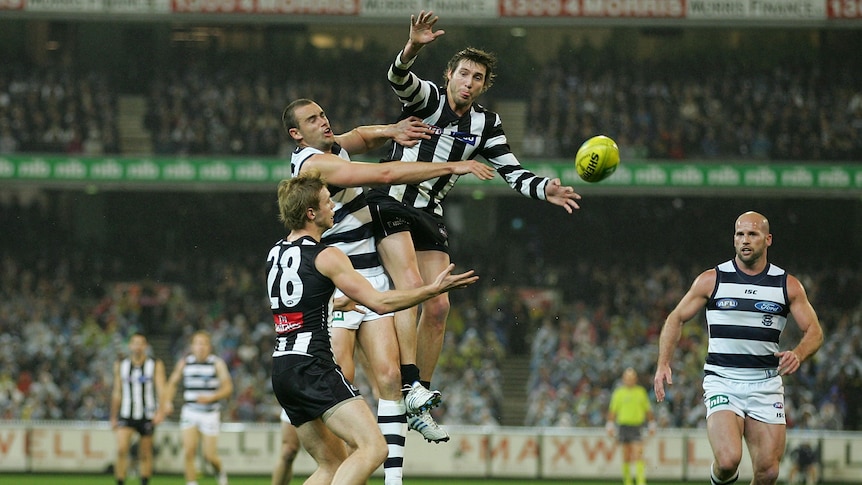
left=386, top=217, right=408, bottom=229
left=332, top=311, right=344, bottom=322
left=755, top=301, right=783, bottom=313
left=707, top=394, right=730, bottom=408
left=715, top=299, right=738, bottom=309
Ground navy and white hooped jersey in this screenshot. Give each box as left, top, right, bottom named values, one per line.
left=266, top=235, right=336, bottom=361
left=705, top=259, right=790, bottom=381
left=371, top=50, right=550, bottom=217
left=291, top=144, right=384, bottom=278
left=118, top=357, right=158, bottom=420
left=182, top=354, right=222, bottom=412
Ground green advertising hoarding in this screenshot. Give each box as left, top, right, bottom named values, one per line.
left=2, top=155, right=861, bottom=196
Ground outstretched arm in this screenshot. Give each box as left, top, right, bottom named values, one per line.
left=335, top=116, right=431, bottom=155
left=654, top=269, right=715, bottom=402
left=315, top=247, right=477, bottom=315
left=303, top=154, right=494, bottom=188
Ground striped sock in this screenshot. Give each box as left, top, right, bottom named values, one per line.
left=378, top=398, right=407, bottom=485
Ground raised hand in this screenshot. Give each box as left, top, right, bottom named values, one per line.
left=410, top=10, right=445, bottom=46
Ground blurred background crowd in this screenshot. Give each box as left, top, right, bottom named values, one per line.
left=2, top=25, right=861, bottom=161
left=1, top=193, right=860, bottom=430
left=1, top=20, right=861, bottom=431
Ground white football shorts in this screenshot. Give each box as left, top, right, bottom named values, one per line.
left=703, top=374, right=786, bottom=425
left=331, top=273, right=392, bottom=330
left=180, top=406, right=222, bottom=436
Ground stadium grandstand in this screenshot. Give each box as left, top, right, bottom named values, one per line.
left=1, top=4, right=861, bottom=482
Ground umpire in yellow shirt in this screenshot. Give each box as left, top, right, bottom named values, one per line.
left=607, top=367, right=656, bottom=485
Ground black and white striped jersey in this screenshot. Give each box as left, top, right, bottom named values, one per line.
left=182, top=354, right=222, bottom=412
left=118, top=357, right=158, bottom=420
left=371, top=50, right=550, bottom=217
left=705, top=259, right=790, bottom=381
left=266, top=235, right=336, bottom=361
left=291, top=144, right=384, bottom=278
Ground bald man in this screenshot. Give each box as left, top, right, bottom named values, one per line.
left=654, top=211, right=823, bottom=485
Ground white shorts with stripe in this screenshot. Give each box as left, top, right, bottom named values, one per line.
left=703, top=374, right=785, bottom=425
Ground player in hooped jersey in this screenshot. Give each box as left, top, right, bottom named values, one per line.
left=267, top=172, right=478, bottom=485
left=365, top=10, right=583, bottom=434
left=654, top=211, right=823, bottom=485
left=164, top=331, right=233, bottom=485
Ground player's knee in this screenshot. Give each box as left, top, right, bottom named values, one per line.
left=421, top=295, right=449, bottom=326
left=138, top=446, right=153, bottom=461
left=753, top=463, right=780, bottom=485
left=183, top=447, right=197, bottom=461
left=713, top=452, right=742, bottom=475
left=373, top=364, right=402, bottom=393
left=367, top=434, right=388, bottom=466
left=281, top=442, right=299, bottom=462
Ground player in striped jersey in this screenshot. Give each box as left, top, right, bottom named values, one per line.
left=164, top=331, right=234, bottom=485
left=111, top=332, right=166, bottom=485
left=366, top=10, right=583, bottom=437
left=654, top=211, right=823, bottom=485
left=268, top=173, right=478, bottom=485
left=283, top=98, right=493, bottom=456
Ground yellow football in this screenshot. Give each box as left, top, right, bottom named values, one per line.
left=575, top=135, right=620, bottom=183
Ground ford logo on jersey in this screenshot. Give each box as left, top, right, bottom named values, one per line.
left=755, top=301, right=783, bottom=313
left=715, top=298, right=738, bottom=309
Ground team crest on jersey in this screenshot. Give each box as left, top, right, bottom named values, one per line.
left=755, top=301, right=783, bottom=313
left=715, top=298, right=738, bottom=309
left=429, top=126, right=477, bottom=146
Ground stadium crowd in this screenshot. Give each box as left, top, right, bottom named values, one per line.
left=2, top=27, right=861, bottom=431
left=1, top=192, right=861, bottom=430
left=139, top=57, right=862, bottom=161
left=2, top=41, right=861, bottom=161
left=0, top=65, right=121, bottom=156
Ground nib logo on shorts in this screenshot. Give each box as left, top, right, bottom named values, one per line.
left=707, top=394, right=730, bottom=408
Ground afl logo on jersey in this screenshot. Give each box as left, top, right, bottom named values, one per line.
left=755, top=301, right=783, bottom=313
left=715, top=299, right=738, bottom=309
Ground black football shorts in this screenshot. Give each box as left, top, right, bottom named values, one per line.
left=366, top=192, right=449, bottom=253
left=271, top=354, right=360, bottom=427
